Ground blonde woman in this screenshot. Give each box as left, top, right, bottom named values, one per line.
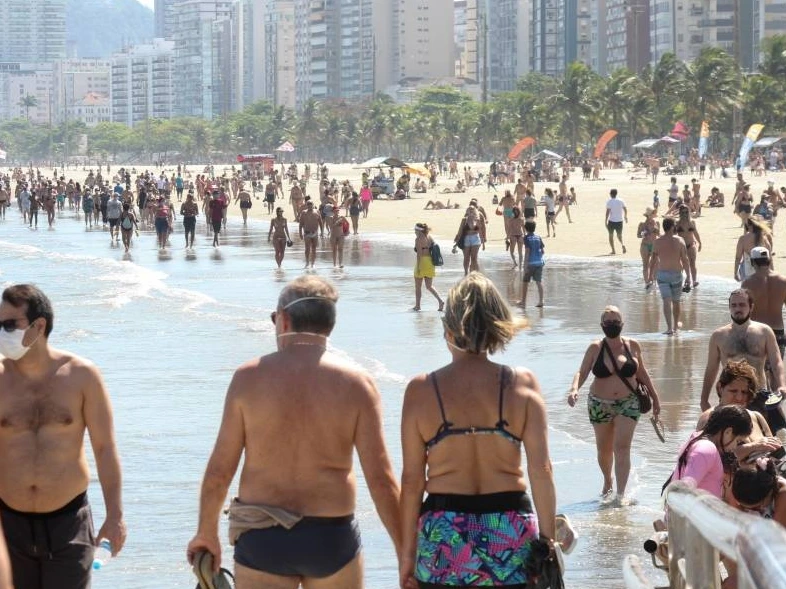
left=400, top=273, right=556, bottom=588
left=454, top=205, right=486, bottom=275
left=413, top=223, right=444, bottom=312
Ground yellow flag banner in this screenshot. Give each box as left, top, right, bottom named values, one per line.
left=739, top=123, right=765, bottom=169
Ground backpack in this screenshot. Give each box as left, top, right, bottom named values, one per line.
left=121, top=214, right=133, bottom=230
left=430, top=242, right=444, bottom=266
left=342, top=218, right=350, bottom=236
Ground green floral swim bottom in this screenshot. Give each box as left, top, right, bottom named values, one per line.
left=588, top=392, right=641, bottom=424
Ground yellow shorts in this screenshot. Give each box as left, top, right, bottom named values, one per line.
left=415, top=256, right=436, bottom=279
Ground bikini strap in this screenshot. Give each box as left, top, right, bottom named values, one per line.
left=429, top=372, right=450, bottom=428
left=497, top=366, right=510, bottom=428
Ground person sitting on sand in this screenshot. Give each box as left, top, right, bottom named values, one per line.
left=441, top=180, right=466, bottom=194
left=423, top=199, right=459, bottom=210
left=413, top=178, right=427, bottom=193
left=707, top=187, right=725, bottom=208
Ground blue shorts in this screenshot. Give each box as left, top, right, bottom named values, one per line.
left=464, top=233, right=482, bottom=247
left=657, top=270, right=683, bottom=300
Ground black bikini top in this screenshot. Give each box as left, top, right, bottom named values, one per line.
left=592, top=339, right=637, bottom=379
left=425, top=366, right=523, bottom=450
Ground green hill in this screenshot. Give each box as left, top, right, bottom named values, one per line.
left=66, top=0, right=154, bottom=58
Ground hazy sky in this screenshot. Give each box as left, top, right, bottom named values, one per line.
left=139, top=0, right=154, bottom=9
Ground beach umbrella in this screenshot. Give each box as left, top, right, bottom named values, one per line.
left=404, top=164, right=429, bottom=177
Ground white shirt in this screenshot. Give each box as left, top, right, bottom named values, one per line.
left=606, top=197, right=626, bottom=222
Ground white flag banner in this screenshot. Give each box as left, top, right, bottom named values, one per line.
left=0, top=149, right=6, bottom=160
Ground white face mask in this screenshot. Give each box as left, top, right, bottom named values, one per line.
left=0, top=325, right=35, bottom=361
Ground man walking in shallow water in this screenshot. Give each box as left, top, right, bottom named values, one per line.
left=0, top=284, right=126, bottom=589
left=187, top=276, right=402, bottom=589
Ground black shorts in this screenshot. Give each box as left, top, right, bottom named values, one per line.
left=234, top=515, right=360, bottom=578
left=108, top=218, right=119, bottom=228
left=607, top=220, right=623, bottom=234
left=183, top=216, right=196, bottom=232
left=212, top=220, right=222, bottom=233
left=265, top=193, right=275, bottom=203
left=0, top=492, right=95, bottom=589
left=524, top=208, right=535, bottom=218
left=739, top=204, right=752, bottom=214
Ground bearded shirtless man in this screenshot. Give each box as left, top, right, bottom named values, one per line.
left=187, top=276, right=401, bottom=589
left=701, top=289, right=786, bottom=442
left=0, top=285, right=126, bottom=589
left=299, top=201, right=322, bottom=269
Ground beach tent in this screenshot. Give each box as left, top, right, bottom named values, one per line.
left=276, top=141, right=295, bottom=152
left=533, top=149, right=563, bottom=160
left=661, top=136, right=681, bottom=144
left=632, top=138, right=662, bottom=149
left=754, top=137, right=784, bottom=148
left=358, top=156, right=408, bottom=168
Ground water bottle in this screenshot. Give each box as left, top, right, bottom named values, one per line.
left=92, top=539, right=112, bottom=570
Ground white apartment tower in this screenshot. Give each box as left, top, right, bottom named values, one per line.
left=261, top=0, right=297, bottom=109
left=392, top=0, right=455, bottom=83
left=294, top=0, right=374, bottom=109
left=110, top=39, right=175, bottom=127
left=0, top=0, right=66, bottom=63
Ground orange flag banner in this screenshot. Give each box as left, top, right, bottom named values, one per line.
left=593, top=130, right=618, bottom=159
left=507, top=137, right=536, bottom=160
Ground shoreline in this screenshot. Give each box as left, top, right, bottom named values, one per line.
left=5, top=162, right=785, bottom=284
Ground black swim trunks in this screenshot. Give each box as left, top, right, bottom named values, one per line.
left=0, top=492, right=95, bottom=589
left=234, top=514, right=360, bottom=578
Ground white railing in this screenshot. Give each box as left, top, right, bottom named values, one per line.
left=622, top=481, right=786, bottom=589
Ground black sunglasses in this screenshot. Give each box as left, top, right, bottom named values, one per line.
left=0, top=318, right=30, bottom=333
left=270, top=311, right=277, bottom=325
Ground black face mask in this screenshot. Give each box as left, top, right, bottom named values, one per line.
left=731, top=313, right=750, bottom=325
left=601, top=322, right=622, bottom=339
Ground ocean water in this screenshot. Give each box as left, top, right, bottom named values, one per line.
left=0, top=207, right=737, bottom=588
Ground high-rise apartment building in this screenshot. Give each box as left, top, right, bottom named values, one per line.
left=649, top=1, right=755, bottom=70
left=755, top=0, right=786, bottom=65
left=172, top=0, right=235, bottom=119
left=531, top=0, right=567, bottom=76
left=0, top=0, right=66, bottom=63
left=110, top=39, right=175, bottom=127
left=294, top=0, right=374, bottom=109
left=392, top=0, right=454, bottom=83
left=460, top=0, right=530, bottom=93
left=155, top=0, right=178, bottom=39
left=598, top=0, right=649, bottom=74
left=260, top=0, right=297, bottom=109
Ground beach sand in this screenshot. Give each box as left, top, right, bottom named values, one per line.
left=13, top=162, right=785, bottom=282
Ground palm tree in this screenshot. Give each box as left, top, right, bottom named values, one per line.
left=18, top=95, right=38, bottom=121
left=640, top=52, right=687, bottom=135
left=551, top=62, right=601, bottom=151
left=759, top=34, right=786, bottom=78
left=681, top=47, right=741, bottom=137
